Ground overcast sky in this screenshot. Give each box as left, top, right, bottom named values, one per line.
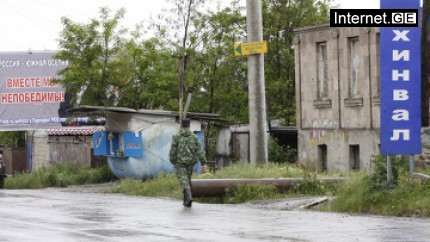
left=0, top=0, right=398, bottom=52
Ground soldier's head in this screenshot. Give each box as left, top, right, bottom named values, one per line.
left=181, top=118, right=190, bottom=129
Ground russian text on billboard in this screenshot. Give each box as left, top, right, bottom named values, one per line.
left=0, top=52, right=68, bottom=130
left=380, top=0, right=421, bottom=155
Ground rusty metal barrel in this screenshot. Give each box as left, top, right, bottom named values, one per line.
left=191, top=178, right=348, bottom=197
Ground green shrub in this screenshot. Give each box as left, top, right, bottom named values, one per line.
left=369, top=155, right=408, bottom=190
left=268, top=136, right=296, bottom=163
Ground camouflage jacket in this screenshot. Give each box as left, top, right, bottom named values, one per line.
left=169, top=129, right=207, bottom=167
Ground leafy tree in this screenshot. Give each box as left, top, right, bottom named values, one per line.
left=149, top=0, right=249, bottom=157
left=0, top=131, right=25, bottom=148
left=263, top=0, right=333, bottom=125
left=116, top=36, right=179, bottom=110
left=152, top=0, right=209, bottom=112
left=155, top=0, right=208, bottom=56
left=52, top=1, right=335, bottom=127
left=55, top=7, right=127, bottom=106
left=190, top=2, right=248, bottom=123
left=182, top=2, right=248, bottom=156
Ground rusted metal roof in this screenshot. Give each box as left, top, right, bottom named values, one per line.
left=47, top=126, right=105, bottom=136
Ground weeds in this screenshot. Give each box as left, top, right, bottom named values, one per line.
left=5, top=162, right=115, bottom=189
left=291, top=172, right=336, bottom=196
left=107, top=162, right=340, bottom=204
left=224, top=183, right=281, bottom=204
left=204, top=162, right=306, bottom=179
left=330, top=155, right=430, bottom=217
left=110, top=174, right=182, bottom=199
left=268, top=136, right=297, bottom=163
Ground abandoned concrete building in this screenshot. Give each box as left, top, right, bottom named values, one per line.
left=294, top=24, right=382, bottom=172
left=294, top=23, right=430, bottom=172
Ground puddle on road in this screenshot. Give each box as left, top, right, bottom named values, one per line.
left=234, top=230, right=309, bottom=242
left=82, top=229, right=181, bottom=240
left=68, top=207, right=113, bottom=223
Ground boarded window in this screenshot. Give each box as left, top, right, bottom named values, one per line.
left=349, top=37, right=360, bottom=97
left=317, top=42, right=328, bottom=98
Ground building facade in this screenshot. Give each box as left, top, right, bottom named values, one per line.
left=294, top=24, right=382, bottom=172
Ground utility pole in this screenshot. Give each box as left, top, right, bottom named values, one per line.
left=247, top=0, right=268, bottom=164
left=178, top=56, right=185, bottom=122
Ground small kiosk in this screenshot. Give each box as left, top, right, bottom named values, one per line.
left=70, top=106, right=220, bottom=179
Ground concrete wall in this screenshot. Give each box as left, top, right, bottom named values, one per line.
left=298, top=129, right=380, bottom=172
left=32, top=130, right=50, bottom=171
left=294, top=24, right=381, bottom=172
left=215, top=125, right=232, bottom=167
left=232, top=133, right=249, bottom=162
left=215, top=125, right=249, bottom=165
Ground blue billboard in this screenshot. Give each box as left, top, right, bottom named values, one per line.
left=380, top=0, right=421, bottom=154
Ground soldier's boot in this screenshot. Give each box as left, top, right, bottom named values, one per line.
left=183, top=188, right=192, bottom=207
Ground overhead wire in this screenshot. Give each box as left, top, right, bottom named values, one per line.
left=1, top=0, right=51, bottom=28
left=0, top=0, right=71, bottom=50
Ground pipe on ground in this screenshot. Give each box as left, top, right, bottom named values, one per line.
left=191, top=178, right=348, bottom=197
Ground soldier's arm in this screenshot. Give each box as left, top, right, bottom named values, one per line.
left=169, top=135, right=178, bottom=164
left=195, top=137, right=207, bottom=165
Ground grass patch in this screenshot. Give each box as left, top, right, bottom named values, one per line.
left=5, top=162, right=115, bottom=189
left=109, top=162, right=341, bottom=204
left=225, top=183, right=281, bottom=204
left=110, top=174, right=183, bottom=199
left=290, top=172, right=339, bottom=196
left=199, top=162, right=312, bottom=179
left=329, top=173, right=430, bottom=217
left=328, top=155, right=430, bottom=217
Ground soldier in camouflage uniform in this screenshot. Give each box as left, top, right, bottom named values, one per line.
left=169, top=118, right=207, bottom=207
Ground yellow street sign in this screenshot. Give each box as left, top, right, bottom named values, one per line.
left=234, top=41, right=268, bottom=56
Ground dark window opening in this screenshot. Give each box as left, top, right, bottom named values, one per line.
left=349, top=145, right=360, bottom=171
left=318, top=144, right=327, bottom=172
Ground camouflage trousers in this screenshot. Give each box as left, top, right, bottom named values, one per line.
left=175, top=164, right=194, bottom=190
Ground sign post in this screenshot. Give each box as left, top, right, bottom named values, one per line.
left=380, top=0, right=421, bottom=154
left=380, top=0, right=421, bottom=185
left=234, top=41, right=268, bottom=56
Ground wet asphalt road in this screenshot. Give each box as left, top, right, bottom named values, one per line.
left=0, top=185, right=429, bottom=242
